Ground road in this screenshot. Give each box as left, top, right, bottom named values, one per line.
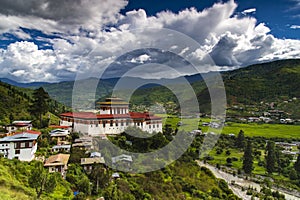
left=196, top=161, right=300, bottom=200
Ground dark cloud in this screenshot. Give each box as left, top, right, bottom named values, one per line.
left=210, top=35, right=239, bottom=66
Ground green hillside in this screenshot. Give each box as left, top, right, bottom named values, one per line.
left=37, top=59, right=300, bottom=115
left=0, top=158, right=72, bottom=200
left=0, top=81, right=66, bottom=126
left=223, top=59, right=300, bottom=104
left=0, top=156, right=240, bottom=200
left=127, top=59, right=300, bottom=115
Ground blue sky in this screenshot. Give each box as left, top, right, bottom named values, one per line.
left=123, top=0, right=300, bottom=39
left=0, top=0, right=299, bottom=82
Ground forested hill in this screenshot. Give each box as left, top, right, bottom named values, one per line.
left=223, top=59, right=300, bottom=104
left=188, top=59, right=300, bottom=113
left=118, top=59, right=300, bottom=113
left=0, top=81, right=66, bottom=126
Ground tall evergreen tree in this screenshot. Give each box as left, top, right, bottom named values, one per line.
left=29, top=87, right=50, bottom=128
left=294, top=154, right=300, bottom=174
left=266, top=141, right=276, bottom=174
left=243, top=140, right=253, bottom=174
left=235, top=130, right=245, bottom=149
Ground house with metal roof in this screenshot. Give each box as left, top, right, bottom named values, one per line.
left=0, top=130, right=40, bottom=161
left=49, top=129, right=70, bottom=145
left=112, top=154, right=133, bottom=171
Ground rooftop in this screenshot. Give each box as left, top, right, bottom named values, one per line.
left=60, top=112, right=161, bottom=120
left=50, top=129, right=69, bottom=136
left=44, top=154, right=70, bottom=167
left=52, top=145, right=71, bottom=150
left=0, top=131, right=40, bottom=142
left=81, top=157, right=105, bottom=165
left=112, top=154, right=133, bottom=163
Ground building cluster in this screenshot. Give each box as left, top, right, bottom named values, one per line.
left=0, top=97, right=161, bottom=179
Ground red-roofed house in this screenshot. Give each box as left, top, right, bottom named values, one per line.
left=6, top=120, right=32, bottom=133
left=60, top=97, right=162, bottom=136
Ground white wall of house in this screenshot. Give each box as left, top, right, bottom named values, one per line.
left=0, top=142, right=9, bottom=158
left=60, top=120, right=73, bottom=127
left=1, top=141, right=37, bottom=161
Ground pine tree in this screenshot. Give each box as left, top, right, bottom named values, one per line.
left=235, top=130, right=245, bottom=149
left=266, top=141, right=276, bottom=174
left=294, top=154, right=300, bottom=174
left=243, top=140, right=253, bottom=174
left=29, top=87, right=50, bottom=128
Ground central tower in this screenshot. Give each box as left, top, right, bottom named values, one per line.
left=98, top=97, right=129, bottom=115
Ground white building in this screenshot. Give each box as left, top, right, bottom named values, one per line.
left=0, top=130, right=40, bottom=161
left=60, top=97, right=163, bottom=136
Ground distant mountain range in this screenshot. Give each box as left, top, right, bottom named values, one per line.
left=0, top=78, right=49, bottom=88
left=1, top=59, right=300, bottom=114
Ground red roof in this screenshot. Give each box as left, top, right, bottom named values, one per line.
left=14, top=130, right=41, bottom=135
left=130, top=112, right=162, bottom=120
left=49, top=125, right=70, bottom=129
left=13, top=123, right=31, bottom=127
left=60, top=112, right=161, bottom=120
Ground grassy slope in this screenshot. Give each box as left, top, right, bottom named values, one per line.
left=0, top=158, right=72, bottom=200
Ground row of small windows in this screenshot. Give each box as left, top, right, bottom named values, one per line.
left=90, top=122, right=160, bottom=129
left=149, top=124, right=160, bottom=129
left=101, top=107, right=128, bottom=113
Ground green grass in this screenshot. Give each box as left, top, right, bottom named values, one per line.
left=160, top=115, right=300, bottom=139
left=222, top=122, right=300, bottom=139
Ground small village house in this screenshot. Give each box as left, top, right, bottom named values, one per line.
left=112, top=154, right=133, bottom=170
left=49, top=129, right=70, bottom=145
left=0, top=130, right=40, bottom=161
left=6, top=120, right=32, bottom=133
left=44, top=153, right=70, bottom=178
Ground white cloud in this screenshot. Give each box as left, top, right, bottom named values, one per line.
left=0, top=41, right=57, bottom=82
left=242, top=8, right=256, bottom=15
left=130, top=54, right=151, bottom=63
left=290, top=25, right=300, bottom=29
left=0, top=0, right=299, bottom=82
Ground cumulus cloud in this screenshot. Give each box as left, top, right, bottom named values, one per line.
left=0, top=0, right=299, bottom=82
left=0, top=41, right=56, bottom=82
